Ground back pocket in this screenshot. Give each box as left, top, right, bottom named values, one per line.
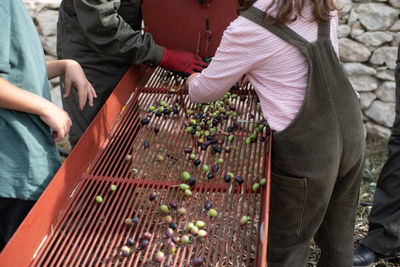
left=269, top=170, right=307, bottom=237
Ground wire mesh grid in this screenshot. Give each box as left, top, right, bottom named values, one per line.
left=30, top=67, right=271, bottom=267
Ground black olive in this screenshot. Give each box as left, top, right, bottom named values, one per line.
left=200, top=144, right=207, bottom=150
left=169, top=222, right=178, bottom=230
left=260, top=137, right=266, bottom=142
left=227, top=126, right=234, bottom=132
left=206, top=135, right=213, bottom=141
left=213, top=146, right=221, bottom=153
left=132, top=216, right=140, bottom=224
left=140, top=118, right=150, bottom=125
left=173, top=107, right=179, bottom=114
left=235, top=176, right=244, bottom=185
left=233, top=122, right=239, bottom=129
left=155, top=110, right=162, bottom=117
left=163, top=108, right=171, bottom=115
left=143, top=140, right=150, bottom=148
left=207, top=172, right=214, bottom=179
left=149, top=192, right=157, bottom=201
left=204, top=201, right=212, bottom=210
left=194, top=159, right=201, bottom=166
left=127, top=237, right=136, bottom=246
left=184, top=147, right=193, bottom=153
left=240, top=95, right=247, bottom=101
left=154, top=127, right=160, bottom=134
left=212, top=120, right=218, bottom=126
left=189, top=177, right=196, bottom=186
left=192, top=124, right=198, bottom=130
left=169, top=200, right=177, bottom=209
left=191, top=128, right=196, bottom=135
left=212, top=164, right=219, bottom=173
left=224, top=174, right=232, bottom=183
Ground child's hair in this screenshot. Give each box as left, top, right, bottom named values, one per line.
left=237, top=0, right=337, bottom=25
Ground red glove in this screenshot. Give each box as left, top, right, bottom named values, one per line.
left=159, top=48, right=207, bottom=76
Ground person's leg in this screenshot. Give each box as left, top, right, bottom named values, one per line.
left=0, top=197, right=35, bottom=252
left=314, top=156, right=364, bottom=267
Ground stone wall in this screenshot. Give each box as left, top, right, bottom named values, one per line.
left=24, top=0, right=400, bottom=139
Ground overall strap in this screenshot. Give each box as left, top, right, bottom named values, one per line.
left=318, top=21, right=331, bottom=41
left=241, top=6, right=309, bottom=49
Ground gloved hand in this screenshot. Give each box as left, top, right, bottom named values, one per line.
left=159, top=48, right=207, bottom=77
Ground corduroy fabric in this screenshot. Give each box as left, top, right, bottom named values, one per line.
left=242, top=7, right=365, bottom=267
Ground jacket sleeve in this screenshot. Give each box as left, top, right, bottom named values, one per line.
left=72, top=0, right=164, bottom=66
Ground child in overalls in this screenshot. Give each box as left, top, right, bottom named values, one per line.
left=186, top=0, right=365, bottom=266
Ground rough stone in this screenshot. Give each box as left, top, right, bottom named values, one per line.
left=389, top=20, right=400, bottom=31
left=370, top=46, right=398, bottom=69
left=365, top=100, right=396, bottom=127
left=366, top=121, right=392, bottom=139
left=339, top=38, right=371, bottom=62
left=40, top=35, right=57, bottom=57
left=376, top=81, right=396, bottom=102
left=348, top=9, right=359, bottom=26
left=360, top=92, right=377, bottom=109
left=338, top=25, right=351, bottom=38
left=338, top=0, right=353, bottom=16
left=376, top=70, right=396, bottom=81
left=343, top=63, right=377, bottom=76
left=356, top=3, right=399, bottom=31
left=389, top=0, right=400, bottom=8
left=36, top=10, right=58, bottom=36
left=391, top=32, right=400, bottom=46
left=355, top=32, right=393, bottom=46
left=348, top=75, right=378, bottom=92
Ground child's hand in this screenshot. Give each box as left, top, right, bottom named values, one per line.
left=62, top=60, right=97, bottom=111
left=39, top=102, right=72, bottom=142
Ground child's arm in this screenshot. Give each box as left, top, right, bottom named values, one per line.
left=47, top=59, right=97, bottom=111
left=0, top=77, right=72, bottom=142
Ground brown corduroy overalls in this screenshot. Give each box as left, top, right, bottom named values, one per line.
left=242, top=7, right=366, bottom=267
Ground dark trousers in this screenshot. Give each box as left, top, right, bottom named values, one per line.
left=0, top=197, right=35, bottom=252
left=362, top=44, right=400, bottom=256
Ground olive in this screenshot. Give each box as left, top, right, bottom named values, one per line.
left=189, top=177, right=196, bottom=187
left=110, top=184, right=117, bottom=191
left=154, top=251, right=165, bottom=263
left=156, top=154, right=164, bottom=161
left=163, top=108, right=171, bottom=115
left=184, top=189, right=193, bottom=197
left=124, top=218, right=133, bottom=226
left=191, top=128, right=196, bottom=135
left=165, top=215, right=173, bottom=224
left=227, top=126, right=234, bottom=132
left=172, top=235, right=180, bottom=244
left=208, top=209, right=218, bottom=218
left=194, top=159, right=201, bottom=166
left=166, top=228, right=174, bottom=238
left=191, top=226, right=199, bottom=235
left=252, top=183, right=260, bottom=191
left=167, top=241, right=176, bottom=254
left=198, top=229, right=207, bottom=238
left=260, top=178, right=267, bottom=185
left=213, top=146, right=221, bottom=153
left=200, top=144, right=207, bottom=150
left=181, top=234, right=190, bottom=244
left=217, top=158, right=224, bottom=165
left=240, top=215, right=249, bottom=225
left=138, top=239, right=149, bottom=249
left=143, top=232, right=152, bottom=240
left=207, top=172, right=214, bottom=179
left=212, top=164, right=219, bottom=173
left=187, top=222, right=195, bottom=232
left=149, top=105, right=156, bottom=112
left=154, top=127, right=160, bottom=134
left=235, top=176, right=244, bottom=185
left=160, top=205, right=169, bottom=214
left=204, top=201, right=212, bottom=210
left=245, top=137, right=252, bottom=145
left=224, top=174, right=232, bottom=183
left=143, top=140, right=150, bottom=148
left=149, top=192, right=157, bottom=201
left=132, top=216, right=140, bottom=224
left=180, top=183, right=190, bottom=190
left=240, top=95, right=247, bottom=101
left=190, top=153, right=196, bottom=160
left=95, top=195, right=103, bottom=203
left=202, top=165, right=209, bottom=172
left=173, top=106, right=179, bottom=114
left=184, top=147, right=193, bottom=154
left=121, top=245, right=130, bottom=256
left=155, top=110, right=162, bottom=117
left=126, top=237, right=135, bottom=246
left=193, top=256, right=204, bottom=266
left=259, top=137, right=266, bottom=142
left=195, top=220, right=205, bottom=228
left=169, top=222, right=178, bottom=230
left=182, top=171, right=191, bottom=181
left=228, top=135, right=234, bottom=142
left=169, top=200, right=177, bottom=209
left=140, top=117, right=150, bottom=125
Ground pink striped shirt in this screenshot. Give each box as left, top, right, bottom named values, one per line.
left=188, top=0, right=338, bottom=132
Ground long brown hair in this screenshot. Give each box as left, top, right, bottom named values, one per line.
left=237, top=0, right=336, bottom=25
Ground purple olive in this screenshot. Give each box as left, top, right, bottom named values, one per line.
left=126, top=237, right=135, bottom=246
left=142, top=232, right=152, bottom=240
left=212, top=164, right=219, bottom=173
left=149, top=192, right=157, bottom=201
left=184, top=147, right=193, bottom=154
left=189, top=177, right=196, bottom=186
left=155, top=110, right=162, bottom=117
left=154, top=127, right=160, bottom=134
left=143, top=140, right=149, bottom=148
left=169, top=222, right=178, bottom=230
left=200, top=144, right=207, bottom=150
left=138, top=239, right=149, bottom=249
left=213, top=146, right=221, bottom=153
left=169, top=200, right=177, bottom=209
left=193, top=256, right=204, bottom=266
left=235, top=176, right=244, bottom=185
left=132, top=216, right=140, bottom=224
left=193, top=159, right=201, bottom=166
left=140, top=117, right=150, bottom=125
left=166, top=228, right=174, bottom=238
left=207, top=172, right=214, bottom=179
left=204, top=201, right=212, bottom=210
left=224, top=174, right=232, bottom=183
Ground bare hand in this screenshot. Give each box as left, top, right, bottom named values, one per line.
left=39, top=102, right=72, bottom=142
left=62, top=60, right=97, bottom=110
